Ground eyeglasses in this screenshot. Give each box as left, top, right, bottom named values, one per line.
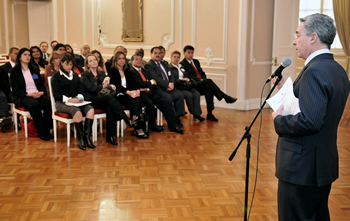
left=293, top=33, right=306, bottom=39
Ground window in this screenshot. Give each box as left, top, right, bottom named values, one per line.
left=299, top=0, right=342, bottom=49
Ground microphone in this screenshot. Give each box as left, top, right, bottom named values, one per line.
left=266, top=57, right=292, bottom=83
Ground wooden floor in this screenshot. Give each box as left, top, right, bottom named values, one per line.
left=1, top=101, right=350, bottom=221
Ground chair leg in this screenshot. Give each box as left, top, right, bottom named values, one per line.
left=117, top=121, right=120, bottom=137
left=99, top=119, right=103, bottom=134
left=24, top=116, right=28, bottom=138
left=67, top=123, right=71, bottom=147
left=14, top=112, right=18, bottom=134
left=53, top=119, right=57, bottom=142
left=121, top=119, right=124, bottom=137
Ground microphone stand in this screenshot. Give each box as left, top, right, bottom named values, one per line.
left=228, top=74, right=283, bottom=221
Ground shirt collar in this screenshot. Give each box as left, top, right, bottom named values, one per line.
left=10, top=61, right=15, bottom=67
left=59, top=70, right=74, bottom=80
left=305, top=48, right=330, bottom=66
left=132, top=66, right=141, bottom=72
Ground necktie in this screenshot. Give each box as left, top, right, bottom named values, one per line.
left=157, top=62, right=168, bottom=81
left=139, top=69, right=146, bottom=81
left=44, top=54, right=47, bottom=59
left=191, top=61, right=202, bottom=79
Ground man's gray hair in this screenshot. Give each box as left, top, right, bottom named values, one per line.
left=300, top=13, right=336, bottom=49
left=80, top=43, right=90, bottom=50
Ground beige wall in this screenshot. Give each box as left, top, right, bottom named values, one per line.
left=0, top=0, right=29, bottom=53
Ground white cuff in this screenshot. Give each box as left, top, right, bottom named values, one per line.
left=63, top=95, right=69, bottom=103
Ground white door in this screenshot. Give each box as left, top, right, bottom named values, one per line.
left=271, top=0, right=300, bottom=82
left=27, top=1, right=52, bottom=48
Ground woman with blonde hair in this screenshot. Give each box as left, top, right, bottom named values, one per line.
left=44, top=51, right=62, bottom=95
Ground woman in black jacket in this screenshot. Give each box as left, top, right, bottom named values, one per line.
left=81, top=54, right=135, bottom=145
left=10, top=48, right=53, bottom=140
left=51, top=53, right=95, bottom=150
left=108, top=51, right=146, bottom=138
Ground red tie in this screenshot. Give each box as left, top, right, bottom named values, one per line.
left=139, top=69, right=146, bottom=81
left=191, top=61, right=202, bottom=79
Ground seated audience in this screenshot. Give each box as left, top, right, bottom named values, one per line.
left=39, top=41, right=50, bottom=60
left=131, top=53, right=184, bottom=134
left=169, top=50, right=204, bottom=121
left=159, top=46, right=168, bottom=65
left=10, top=48, right=53, bottom=140
left=180, top=45, right=237, bottom=121
left=44, top=51, right=62, bottom=95
left=51, top=53, right=95, bottom=150
left=0, top=47, right=18, bottom=102
left=145, top=46, right=186, bottom=127
left=50, top=40, right=58, bottom=50
left=105, top=45, right=130, bottom=71
left=108, top=51, right=147, bottom=138
left=30, top=46, right=48, bottom=72
left=54, top=43, right=66, bottom=55
left=0, top=89, right=12, bottom=133
left=75, top=44, right=90, bottom=71
left=91, top=50, right=107, bottom=73
left=135, top=48, right=147, bottom=68
left=82, top=54, right=136, bottom=145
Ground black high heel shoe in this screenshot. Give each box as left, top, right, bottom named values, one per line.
left=133, top=129, right=148, bottom=139
left=106, top=136, right=118, bottom=145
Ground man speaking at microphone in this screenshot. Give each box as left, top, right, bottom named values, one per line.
left=271, top=14, right=349, bottom=220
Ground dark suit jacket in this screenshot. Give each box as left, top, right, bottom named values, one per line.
left=131, top=67, right=155, bottom=93
left=0, top=62, right=13, bottom=100
left=10, top=66, right=47, bottom=105
left=81, top=71, right=107, bottom=101
left=108, top=67, right=138, bottom=94
left=145, top=60, right=174, bottom=90
left=180, top=58, right=207, bottom=81
left=274, top=53, right=350, bottom=187
left=106, top=56, right=131, bottom=72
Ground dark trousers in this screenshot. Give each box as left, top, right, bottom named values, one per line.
left=278, top=179, right=331, bottom=221
left=180, top=89, right=201, bottom=116
left=196, top=79, right=226, bottom=114
left=0, top=90, right=8, bottom=117
left=91, top=94, right=129, bottom=137
left=155, top=88, right=186, bottom=117
left=18, top=95, right=53, bottom=135
left=140, top=92, right=177, bottom=128
left=116, top=95, right=142, bottom=118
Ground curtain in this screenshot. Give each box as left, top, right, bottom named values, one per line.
left=333, top=0, right=350, bottom=74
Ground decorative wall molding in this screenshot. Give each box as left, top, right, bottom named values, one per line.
left=204, top=47, right=214, bottom=65
left=237, top=0, right=248, bottom=101
left=234, top=98, right=269, bottom=110
left=63, top=0, right=67, bottom=43
left=91, top=0, right=95, bottom=49
left=11, top=1, right=27, bottom=47
left=194, top=0, right=228, bottom=65
left=3, top=0, right=9, bottom=52
left=162, top=34, right=173, bottom=50
left=82, top=0, right=86, bottom=44
left=52, top=0, right=58, bottom=40
left=249, top=0, right=271, bottom=65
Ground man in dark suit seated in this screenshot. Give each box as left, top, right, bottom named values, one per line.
left=180, top=45, right=237, bottom=121
left=145, top=46, right=186, bottom=127
left=75, top=44, right=90, bottom=70
left=271, top=13, right=350, bottom=221
left=39, top=41, right=50, bottom=60
left=105, top=45, right=131, bottom=72
left=0, top=47, right=18, bottom=102
left=131, top=54, right=184, bottom=134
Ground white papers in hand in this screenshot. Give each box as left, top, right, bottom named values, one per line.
left=266, top=77, right=300, bottom=116
left=65, top=101, right=92, bottom=107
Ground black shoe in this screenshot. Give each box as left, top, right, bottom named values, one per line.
left=0, top=117, right=12, bottom=128
left=207, top=114, right=218, bottom=122
left=74, top=122, right=86, bottom=151
left=176, top=118, right=183, bottom=127
left=46, top=132, right=54, bottom=139
left=169, top=126, right=185, bottom=134
left=193, top=115, right=205, bottom=122
left=106, top=136, right=118, bottom=145
left=149, top=125, right=165, bottom=132
left=224, top=96, right=237, bottom=104
left=133, top=129, right=148, bottom=139
left=39, top=134, right=49, bottom=140
left=84, top=119, right=97, bottom=149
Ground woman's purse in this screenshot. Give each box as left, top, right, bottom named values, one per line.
left=177, top=79, right=197, bottom=91
left=98, top=85, right=116, bottom=96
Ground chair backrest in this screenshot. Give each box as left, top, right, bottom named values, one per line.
left=47, top=77, right=57, bottom=113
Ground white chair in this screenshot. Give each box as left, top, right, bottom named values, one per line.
left=92, top=109, right=106, bottom=142
left=12, top=104, right=31, bottom=137
left=48, top=77, right=79, bottom=147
